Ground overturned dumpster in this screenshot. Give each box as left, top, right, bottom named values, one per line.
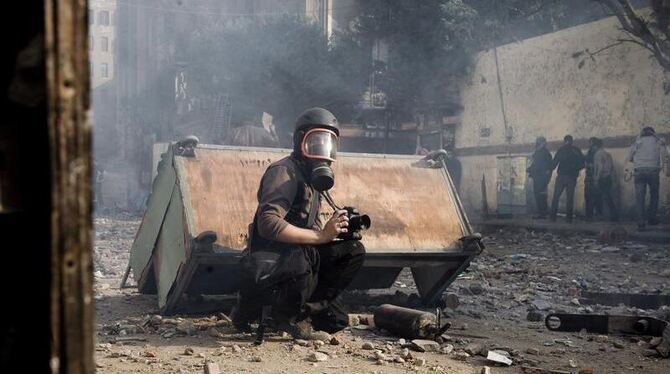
left=128, top=139, right=483, bottom=315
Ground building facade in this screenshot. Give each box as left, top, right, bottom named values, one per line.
left=89, top=0, right=116, bottom=88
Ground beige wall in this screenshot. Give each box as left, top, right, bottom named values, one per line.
left=457, top=13, right=670, bottom=216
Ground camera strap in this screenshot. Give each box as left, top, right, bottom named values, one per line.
left=307, top=187, right=320, bottom=228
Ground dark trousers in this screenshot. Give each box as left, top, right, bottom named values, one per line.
left=550, top=174, right=577, bottom=221
left=584, top=178, right=603, bottom=219
left=597, top=176, right=618, bottom=221
left=634, top=168, right=660, bottom=225
left=238, top=240, right=365, bottom=333
left=532, top=174, right=550, bottom=216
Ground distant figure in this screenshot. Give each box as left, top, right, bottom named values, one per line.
left=592, top=138, right=618, bottom=222
left=627, top=126, right=670, bottom=230
left=526, top=136, right=553, bottom=219
left=584, top=137, right=603, bottom=220
left=445, top=149, right=462, bottom=192
left=549, top=135, right=585, bottom=223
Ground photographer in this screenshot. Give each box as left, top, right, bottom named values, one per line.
left=233, top=108, right=366, bottom=340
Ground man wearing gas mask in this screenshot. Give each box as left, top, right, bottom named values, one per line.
left=233, top=107, right=366, bottom=341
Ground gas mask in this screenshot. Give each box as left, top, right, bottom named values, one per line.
left=300, top=128, right=339, bottom=192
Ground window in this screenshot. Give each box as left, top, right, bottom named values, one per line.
left=98, top=10, right=110, bottom=26
left=89, top=9, right=94, bottom=25
left=100, top=63, right=109, bottom=78
left=89, top=36, right=94, bottom=50
left=101, top=37, right=109, bottom=52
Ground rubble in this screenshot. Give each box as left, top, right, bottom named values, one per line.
left=486, top=350, right=512, bottom=366
left=307, top=352, right=328, bottom=362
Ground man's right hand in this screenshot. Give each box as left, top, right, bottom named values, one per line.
left=319, top=210, right=349, bottom=243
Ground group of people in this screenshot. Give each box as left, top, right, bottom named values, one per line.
left=527, top=126, right=669, bottom=230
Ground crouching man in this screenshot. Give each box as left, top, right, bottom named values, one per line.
left=232, top=107, right=365, bottom=340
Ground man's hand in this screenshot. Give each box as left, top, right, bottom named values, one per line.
left=319, top=210, right=349, bottom=243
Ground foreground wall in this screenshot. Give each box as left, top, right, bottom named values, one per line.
left=456, top=13, right=670, bottom=217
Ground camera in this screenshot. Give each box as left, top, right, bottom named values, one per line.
left=339, top=206, right=371, bottom=241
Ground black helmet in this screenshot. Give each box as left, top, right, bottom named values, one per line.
left=641, top=126, right=655, bottom=136
left=294, top=107, right=340, bottom=136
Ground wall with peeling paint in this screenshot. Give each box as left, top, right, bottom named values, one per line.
left=456, top=13, right=670, bottom=217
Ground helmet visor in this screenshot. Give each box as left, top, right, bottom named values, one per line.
left=301, top=128, right=338, bottom=161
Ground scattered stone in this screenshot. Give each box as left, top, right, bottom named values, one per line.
left=313, top=340, right=324, bottom=348
left=142, top=351, right=156, bottom=358
left=526, top=348, right=540, bottom=355
left=443, top=293, right=460, bottom=310
left=594, top=335, right=608, bottom=343
left=487, top=350, right=512, bottom=366
left=329, top=336, right=340, bottom=346
left=453, top=351, right=470, bottom=361
left=375, top=359, right=385, bottom=365
left=441, top=344, right=454, bottom=354
left=232, top=345, right=242, bottom=353
left=613, top=340, right=625, bottom=349
left=531, top=300, right=552, bottom=311
left=183, top=347, right=194, bottom=356
left=568, top=359, right=578, bottom=368
left=204, top=362, right=220, bottom=374
left=641, top=349, right=659, bottom=357
left=649, top=337, right=662, bottom=348
left=415, top=357, right=426, bottom=366
left=410, top=339, right=440, bottom=352
left=469, top=283, right=485, bottom=295
left=397, top=338, right=406, bottom=345
left=208, top=327, right=221, bottom=338
left=656, top=341, right=670, bottom=358
left=295, top=339, right=310, bottom=347
left=307, top=351, right=328, bottom=362
left=374, top=351, right=387, bottom=361
left=362, top=342, right=375, bottom=350
left=249, top=356, right=262, bottom=362
left=570, top=298, right=580, bottom=306
left=394, top=356, right=405, bottom=363
left=464, top=343, right=484, bottom=356
left=148, top=315, right=162, bottom=326
left=481, top=367, right=492, bottom=374
left=348, top=315, right=360, bottom=326
left=526, top=311, right=543, bottom=322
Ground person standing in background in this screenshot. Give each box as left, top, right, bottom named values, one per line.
left=592, top=138, right=618, bottom=222
left=584, top=137, right=603, bottom=221
left=549, top=135, right=585, bottom=223
left=527, top=136, right=553, bottom=219
left=627, top=126, right=670, bottom=230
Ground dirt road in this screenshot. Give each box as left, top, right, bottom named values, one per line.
left=94, top=215, right=670, bottom=373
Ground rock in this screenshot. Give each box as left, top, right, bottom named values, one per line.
left=249, top=356, right=262, bottom=362
left=649, top=337, right=663, bottom=347
left=415, top=357, right=426, bottom=366
left=441, top=344, right=454, bottom=354
left=453, top=351, right=470, bottom=361
left=312, top=340, right=324, bottom=348
left=401, top=348, right=414, bottom=360
left=142, top=351, right=156, bottom=358
left=443, top=293, right=460, bottom=310
left=394, top=356, right=405, bottom=363
left=148, top=315, right=162, bottom=326
left=375, top=359, right=385, bottom=365
left=374, top=351, right=387, bottom=360
left=481, top=367, right=492, bottom=374
left=217, top=312, right=233, bottom=324
left=531, top=300, right=552, bottom=311
left=568, top=359, right=578, bottom=368
left=348, top=315, right=360, bottom=326
left=410, top=339, right=440, bottom=352
left=641, top=349, right=659, bottom=357
left=570, top=298, right=580, bottom=306
left=295, top=339, right=310, bottom=347
left=656, top=341, right=670, bottom=358
left=176, top=322, right=197, bottom=336
left=397, top=338, right=406, bottom=345
left=526, top=311, right=543, bottom=322
left=469, top=283, right=485, bottom=295
left=486, top=350, right=512, bottom=366
left=526, top=348, right=540, bottom=355
left=329, top=336, right=340, bottom=345
left=362, top=341, right=375, bottom=350
left=307, top=351, right=328, bottom=362
left=183, top=347, right=194, bottom=356
left=594, top=335, right=608, bottom=343
left=612, top=340, right=625, bottom=349
left=232, top=344, right=242, bottom=353
left=204, top=362, right=220, bottom=374
left=208, top=327, right=221, bottom=338
left=464, top=343, right=484, bottom=356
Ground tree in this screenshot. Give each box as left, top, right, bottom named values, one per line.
left=589, top=0, right=670, bottom=92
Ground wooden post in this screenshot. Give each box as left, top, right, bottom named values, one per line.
left=45, top=0, right=94, bottom=372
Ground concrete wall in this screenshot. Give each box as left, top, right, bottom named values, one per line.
left=456, top=13, right=670, bottom=217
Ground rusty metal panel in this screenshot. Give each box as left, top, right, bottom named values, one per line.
left=175, top=145, right=467, bottom=253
